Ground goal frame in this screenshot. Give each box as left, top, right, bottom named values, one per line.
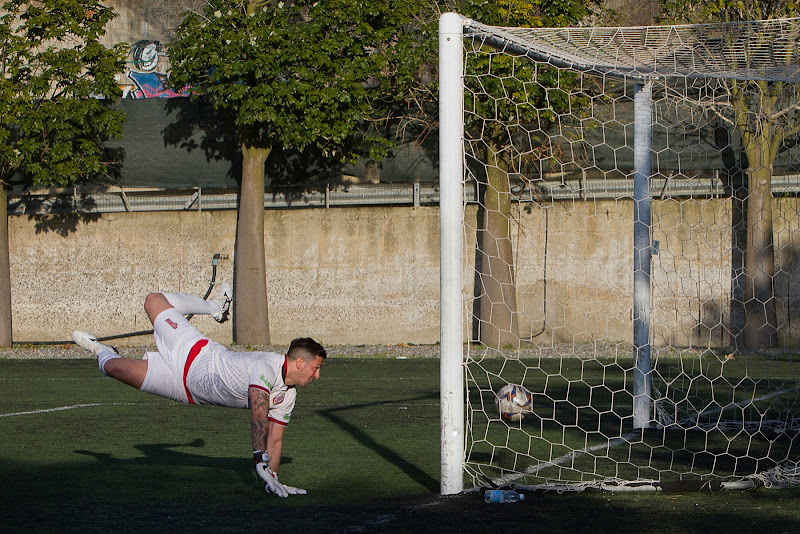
left=438, top=10, right=800, bottom=496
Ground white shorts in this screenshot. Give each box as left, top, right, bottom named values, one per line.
left=140, top=308, right=210, bottom=404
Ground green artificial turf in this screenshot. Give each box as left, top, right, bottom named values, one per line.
left=1, top=359, right=799, bottom=533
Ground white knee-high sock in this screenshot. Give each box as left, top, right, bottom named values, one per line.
left=162, top=292, right=220, bottom=316
left=97, top=347, right=120, bottom=377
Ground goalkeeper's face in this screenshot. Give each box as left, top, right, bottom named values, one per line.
left=295, top=355, right=324, bottom=388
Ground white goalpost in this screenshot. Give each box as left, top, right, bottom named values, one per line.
left=439, top=12, right=466, bottom=496
left=439, top=12, right=800, bottom=495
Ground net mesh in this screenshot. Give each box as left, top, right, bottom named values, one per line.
left=464, top=17, right=800, bottom=81
left=459, top=17, right=800, bottom=492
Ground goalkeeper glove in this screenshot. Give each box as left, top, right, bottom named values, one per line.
left=253, top=450, right=307, bottom=497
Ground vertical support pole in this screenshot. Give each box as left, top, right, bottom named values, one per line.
left=439, top=12, right=465, bottom=495
left=633, top=81, right=653, bottom=429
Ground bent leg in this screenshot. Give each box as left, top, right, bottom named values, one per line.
left=144, top=292, right=174, bottom=325
left=146, top=286, right=230, bottom=317
left=103, top=357, right=148, bottom=389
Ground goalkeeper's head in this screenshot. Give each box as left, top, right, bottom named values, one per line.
left=285, top=337, right=326, bottom=388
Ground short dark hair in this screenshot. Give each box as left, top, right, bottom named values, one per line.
left=287, top=337, right=327, bottom=361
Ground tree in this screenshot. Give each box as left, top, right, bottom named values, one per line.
left=168, top=0, right=430, bottom=344
left=0, top=0, right=126, bottom=347
left=457, top=0, right=599, bottom=348
left=660, top=0, right=800, bottom=348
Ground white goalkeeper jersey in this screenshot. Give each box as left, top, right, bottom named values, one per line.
left=185, top=346, right=297, bottom=427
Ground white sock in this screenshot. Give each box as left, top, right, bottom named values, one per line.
left=97, top=347, right=120, bottom=377
left=162, top=292, right=220, bottom=316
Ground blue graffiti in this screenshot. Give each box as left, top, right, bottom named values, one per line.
left=126, top=71, right=189, bottom=99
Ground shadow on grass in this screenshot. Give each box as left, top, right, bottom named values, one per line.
left=3, top=438, right=800, bottom=533
left=4, top=451, right=799, bottom=534
left=73, top=437, right=295, bottom=482
left=317, top=395, right=440, bottom=493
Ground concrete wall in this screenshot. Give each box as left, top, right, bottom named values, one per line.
left=11, top=199, right=800, bottom=348
left=508, top=199, right=635, bottom=345
left=483, top=197, right=800, bottom=348
left=506, top=198, right=739, bottom=347
left=10, top=206, right=440, bottom=346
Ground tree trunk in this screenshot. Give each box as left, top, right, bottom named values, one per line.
left=0, top=186, right=11, bottom=347
left=742, top=135, right=778, bottom=348
left=234, top=143, right=271, bottom=345
left=477, top=146, right=519, bottom=349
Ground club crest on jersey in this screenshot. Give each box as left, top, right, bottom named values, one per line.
left=273, top=392, right=285, bottom=405
left=166, top=318, right=179, bottom=329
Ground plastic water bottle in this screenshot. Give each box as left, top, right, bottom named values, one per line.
left=484, top=490, right=524, bottom=503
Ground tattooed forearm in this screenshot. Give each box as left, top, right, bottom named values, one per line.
left=249, top=388, right=270, bottom=451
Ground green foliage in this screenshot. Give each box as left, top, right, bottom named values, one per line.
left=459, top=0, right=597, bottom=27
left=458, top=0, right=599, bottom=161
left=168, top=0, right=432, bottom=162
left=0, top=0, right=127, bottom=188
left=659, top=0, right=799, bottom=23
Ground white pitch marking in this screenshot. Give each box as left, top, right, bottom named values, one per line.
left=0, top=403, right=102, bottom=417
left=689, top=386, right=800, bottom=423
left=0, top=402, right=159, bottom=417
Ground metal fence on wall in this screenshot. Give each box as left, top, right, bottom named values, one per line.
left=9, top=173, right=800, bottom=215
left=7, top=182, right=445, bottom=215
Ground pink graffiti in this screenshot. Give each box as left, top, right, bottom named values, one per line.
left=126, top=71, right=189, bottom=99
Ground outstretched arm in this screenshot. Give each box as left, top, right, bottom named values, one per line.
left=249, top=387, right=305, bottom=496
left=249, top=387, right=285, bottom=472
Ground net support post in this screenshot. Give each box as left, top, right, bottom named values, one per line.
left=633, top=81, right=653, bottom=429
left=439, top=12, right=466, bottom=495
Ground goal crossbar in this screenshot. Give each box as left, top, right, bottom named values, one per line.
left=463, top=16, right=800, bottom=82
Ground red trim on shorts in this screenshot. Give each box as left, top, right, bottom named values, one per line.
left=269, top=416, right=289, bottom=427
left=183, top=339, right=210, bottom=404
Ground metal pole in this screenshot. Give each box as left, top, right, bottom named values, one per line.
left=439, top=12, right=466, bottom=495
left=633, top=81, right=653, bottom=430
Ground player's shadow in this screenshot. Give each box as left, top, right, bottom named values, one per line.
left=74, top=438, right=292, bottom=484
left=317, top=395, right=439, bottom=493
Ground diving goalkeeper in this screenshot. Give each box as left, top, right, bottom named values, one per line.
left=72, top=284, right=326, bottom=498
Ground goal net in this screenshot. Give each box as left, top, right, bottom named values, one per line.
left=438, top=13, right=800, bottom=494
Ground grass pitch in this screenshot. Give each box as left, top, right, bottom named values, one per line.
left=1, top=358, right=799, bottom=533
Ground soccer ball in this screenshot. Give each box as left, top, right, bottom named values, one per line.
left=495, top=384, right=534, bottom=422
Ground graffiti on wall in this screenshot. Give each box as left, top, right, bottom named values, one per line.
left=125, top=71, right=189, bottom=99
left=122, top=40, right=189, bottom=99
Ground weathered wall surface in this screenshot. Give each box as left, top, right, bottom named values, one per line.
left=484, top=197, right=800, bottom=348
left=508, top=198, right=738, bottom=346
left=10, top=206, right=440, bottom=347
left=10, top=200, right=800, bottom=348
left=509, top=199, right=635, bottom=345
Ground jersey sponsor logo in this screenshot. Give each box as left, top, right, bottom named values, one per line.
left=166, top=318, right=179, bottom=330
left=273, top=392, right=285, bottom=405
left=259, top=374, right=273, bottom=390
